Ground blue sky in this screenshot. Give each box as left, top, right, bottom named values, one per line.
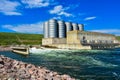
left=0, top=0, right=120, bottom=35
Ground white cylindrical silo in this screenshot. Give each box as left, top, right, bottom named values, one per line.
left=78, top=24, right=84, bottom=31
left=72, top=23, right=79, bottom=30
left=58, top=20, right=66, bottom=38
left=49, top=19, right=58, bottom=38
left=43, top=21, right=49, bottom=38
left=65, top=22, right=73, bottom=32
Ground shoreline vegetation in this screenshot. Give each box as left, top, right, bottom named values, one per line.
left=0, top=55, right=75, bottom=80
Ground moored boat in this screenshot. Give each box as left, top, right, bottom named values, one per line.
left=11, top=47, right=29, bottom=55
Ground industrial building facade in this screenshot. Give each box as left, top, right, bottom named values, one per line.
left=42, top=19, right=119, bottom=49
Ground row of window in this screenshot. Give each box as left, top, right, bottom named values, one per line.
left=79, top=33, right=113, bottom=38
left=81, top=40, right=114, bottom=44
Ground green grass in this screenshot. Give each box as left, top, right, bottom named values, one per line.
left=0, top=32, right=43, bottom=46
left=116, top=36, right=120, bottom=41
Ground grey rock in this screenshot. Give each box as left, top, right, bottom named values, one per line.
left=0, top=68, right=5, bottom=73
left=19, top=73, right=31, bottom=79
left=8, top=78, right=15, bottom=80
left=45, top=75, right=53, bottom=80
left=0, top=64, right=3, bottom=68
left=7, top=69, right=13, bottom=73
left=53, top=77, right=61, bottom=80
left=18, top=69, right=26, bottom=75
left=0, top=57, right=2, bottom=62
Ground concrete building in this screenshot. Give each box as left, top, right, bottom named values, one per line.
left=42, top=19, right=119, bottom=50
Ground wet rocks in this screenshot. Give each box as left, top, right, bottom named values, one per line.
left=0, top=55, right=75, bottom=80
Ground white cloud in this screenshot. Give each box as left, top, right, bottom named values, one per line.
left=2, top=22, right=43, bottom=34
left=84, top=16, right=96, bottom=21
left=49, top=5, right=73, bottom=17
left=0, top=0, right=21, bottom=16
left=90, top=29, right=120, bottom=36
left=4, top=12, right=21, bottom=16
left=58, top=12, right=72, bottom=17
left=52, top=16, right=61, bottom=19
left=21, top=0, right=52, bottom=8
left=50, top=5, right=62, bottom=14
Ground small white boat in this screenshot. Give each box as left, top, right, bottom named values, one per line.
left=11, top=47, right=29, bottom=55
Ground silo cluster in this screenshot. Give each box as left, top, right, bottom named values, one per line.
left=43, top=19, right=84, bottom=38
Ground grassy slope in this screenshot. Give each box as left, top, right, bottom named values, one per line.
left=0, top=32, right=43, bottom=45
left=116, top=36, right=120, bottom=42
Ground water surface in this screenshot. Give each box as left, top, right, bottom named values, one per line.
left=0, top=49, right=120, bottom=79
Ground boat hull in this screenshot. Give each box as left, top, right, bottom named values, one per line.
left=11, top=47, right=29, bottom=55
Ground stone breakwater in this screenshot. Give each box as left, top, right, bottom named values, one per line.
left=0, top=55, right=75, bottom=80
left=0, top=46, right=12, bottom=51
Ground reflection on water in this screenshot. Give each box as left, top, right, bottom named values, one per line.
left=0, top=49, right=120, bottom=79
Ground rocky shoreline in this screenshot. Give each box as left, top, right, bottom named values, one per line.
left=0, top=55, right=75, bottom=80
left=0, top=46, right=12, bottom=51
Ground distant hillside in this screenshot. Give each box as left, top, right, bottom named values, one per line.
left=116, top=36, right=120, bottom=42
left=0, top=32, right=43, bottom=46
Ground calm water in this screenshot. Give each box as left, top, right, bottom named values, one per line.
left=0, top=49, right=120, bottom=80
